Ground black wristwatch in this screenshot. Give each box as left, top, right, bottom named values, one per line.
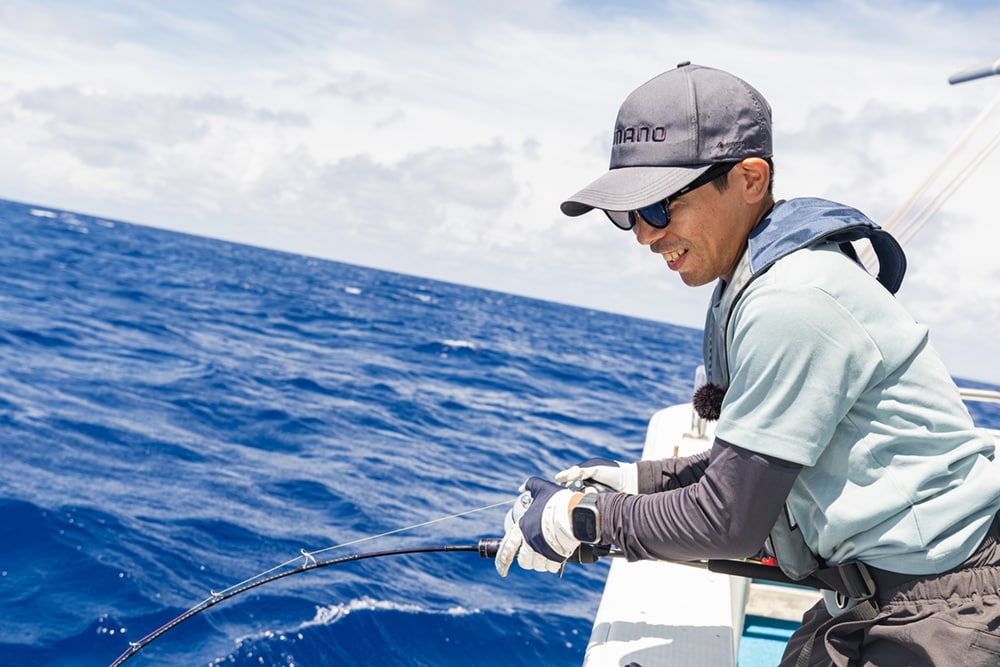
left=571, top=493, right=602, bottom=544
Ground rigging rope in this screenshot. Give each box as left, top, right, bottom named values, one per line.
left=893, top=126, right=1000, bottom=248
left=861, top=89, right=1000, bottom=268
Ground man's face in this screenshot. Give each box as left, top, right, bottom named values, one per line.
left=631, top=167, right=754, bottom=286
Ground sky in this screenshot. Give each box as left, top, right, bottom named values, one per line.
left=1, top=0, right=999, bottom=383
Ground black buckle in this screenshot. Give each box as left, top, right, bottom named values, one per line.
left=835, top=560, right=877, bottom=601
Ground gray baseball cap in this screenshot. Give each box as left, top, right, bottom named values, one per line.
left=561, top=62, right=772, bottom=217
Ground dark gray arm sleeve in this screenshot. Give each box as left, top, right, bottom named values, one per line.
left=597, top=438, right=802, bottom=562
left=635, top=450, right=712, bottom=493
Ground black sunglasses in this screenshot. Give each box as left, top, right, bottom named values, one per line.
left=605, top=161, right=740, bottom=230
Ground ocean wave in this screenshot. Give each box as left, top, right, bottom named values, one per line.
left=302, top=595, right=478, bottom=628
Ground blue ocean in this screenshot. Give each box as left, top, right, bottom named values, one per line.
left=2, top=198, right=998, bottom=667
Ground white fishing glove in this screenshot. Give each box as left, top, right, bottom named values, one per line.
left=494, top=488, right=531, bottom=577
left=495, top=477, right=580, bottom=577
left=554, top=457, right=638, bottom=495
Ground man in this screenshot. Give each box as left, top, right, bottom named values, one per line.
left=495, top=63, right=1000, bottom=666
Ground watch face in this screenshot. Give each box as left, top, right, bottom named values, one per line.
left=572, top=506, right=599, bottom=544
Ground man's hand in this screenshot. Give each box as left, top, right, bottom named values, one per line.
left=555, top=458, right=638, bottom=495
left=495, top=477, right=581, bottom=576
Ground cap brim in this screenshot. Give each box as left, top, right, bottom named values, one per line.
left=560, top=164, right=713, bottom=217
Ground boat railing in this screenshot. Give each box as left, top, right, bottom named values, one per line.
left=958, top=386, right=1000, bottom=439
left=959, top=387, right=1000, bottom=404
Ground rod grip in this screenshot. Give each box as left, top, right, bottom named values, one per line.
left=477, top=537, right=613, bottom=563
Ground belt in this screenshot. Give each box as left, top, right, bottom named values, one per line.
left=706, top=512, right=1000, bottom=603
left=831, top=511, right=1000, bottom=602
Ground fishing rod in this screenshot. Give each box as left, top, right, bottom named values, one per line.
left=107, top=501, right=512, bottom=667
left=109, top=541, right=500, bottom=667
left=108, top=489, right=812, bottom=666
left=108, top=534, right=618, bottom=666
left=108, top=530, right=804, bottom=667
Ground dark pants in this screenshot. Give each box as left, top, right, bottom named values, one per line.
left=780, top=529, right=1000, bottom=666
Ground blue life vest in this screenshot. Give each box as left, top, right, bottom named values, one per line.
left=703, top=197, right=907, bottom=389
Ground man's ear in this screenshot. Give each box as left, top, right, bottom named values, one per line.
left=738, top=158, right=770, bottom=204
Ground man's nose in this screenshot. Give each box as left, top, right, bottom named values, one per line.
left=633, top=218, right=665, bottom=246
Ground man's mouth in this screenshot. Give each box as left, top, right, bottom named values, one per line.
left=662, top=248, right=686, bottom=263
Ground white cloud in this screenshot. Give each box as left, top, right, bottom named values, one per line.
left=0, top=0, right=998, bottom=382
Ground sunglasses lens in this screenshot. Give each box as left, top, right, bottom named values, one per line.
left=605, top=210, right=633, bottom=229
left=635, top=202, right=669, bottom=228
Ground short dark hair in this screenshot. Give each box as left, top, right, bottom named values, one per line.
left=711, top=157, right=774, bottom=196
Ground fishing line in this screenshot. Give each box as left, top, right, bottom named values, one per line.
left=108, top=499, right=511, bottom=667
